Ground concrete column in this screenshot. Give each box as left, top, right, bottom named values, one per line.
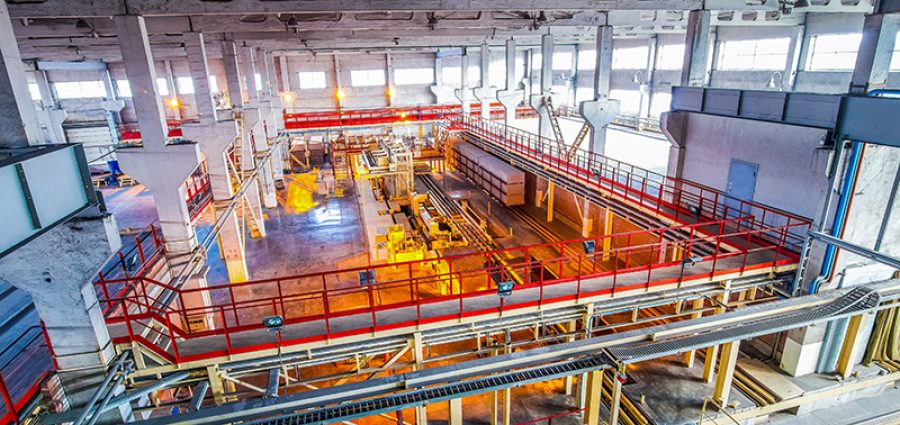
left=583, top=370, right=603, bottom=425
left=222, top=40, right=244, bottom=108
left=278, top=55, right=291, bottom=92
left=430, top=53, right=456, bottom=104
left=181, top=32, right=248, bottom=283
left=455, top=51, right=472, bottom=114
left=163, top=60, right=181, bottom=121
left=115, top=15, right=201, bottom=255
left=497, top=38, right=524, bottom=126
left=581, top=25, right=619, bottom=155
left=33, top=69, right=68, bottom=145
left=0, top=0, right=42, bottom=147
left=713, top=340, right=741, bottom=404
left=386, top=53, right=395, bottom=107
left=639, top=36, right=658, bottom=119
left=680, top=10, right=711, bottom=87
left=0, top=216, right=129, bottom=422
left=529, top=34, right=555, bottom=139
left=334, top=55, right=344, bottom=110
left=849, top=12, right=900, bottom=94
left=783, top=25, right=806, bottom=91
left=240, top=45, right=278, bottom=209
left=473, top=43, right=495, bottom=119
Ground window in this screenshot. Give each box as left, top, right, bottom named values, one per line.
left=552, top=52, right=573, bottom=70
left=53, top=81, right=107, bottom=99
left=176, top=77, right=195, bottom=94
left=298, top=71, right=327, bottom=89
left=394, top=68, right=434, bottom=85
left=351, top=69, right=386, bottom=87
left=442, top=66, right=481, bottom=86
left=656, top=44, right=685, bottom=70
left=577, top=50, right=596, bottom=70
left=209, top=75, right=219, bottom=93
left=609, top=89, right=641, bottom=115
left=612, top=46, right=650, bottom=70
left=649, top=92, right=672, bottom=117
left=718, top=38, right=790, bottom=70
left=116, top=80, right=132, bottom=97
left=532, top=53, right=542, bottom=69
left=156, top=78, right=169, bottom=96
left=28, top=82, right=42, bottom=101
left=575, top=87, right=593, bottom=104
left=892, top=33, right=900, bottom=70
left=254, top=73, right=263, bottom=90
left=807, top=33, right=862, bottom=71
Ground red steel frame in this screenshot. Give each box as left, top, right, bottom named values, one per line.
left=94, top=214, right=808, bottom=365
left=184, top=161, right=212, bottom=222
left=0, top=330, right=53, bottom=425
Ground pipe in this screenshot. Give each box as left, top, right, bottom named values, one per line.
left=100, top=371, right=192, bottom=415
left=72, top=351, right=131, bottom=425
left=85, top=373, right=127, bottom=425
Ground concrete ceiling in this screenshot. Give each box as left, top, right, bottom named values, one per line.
left=6, top=0, right=873, bottom=62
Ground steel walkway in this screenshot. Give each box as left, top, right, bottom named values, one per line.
left=129, top=281, right=897, bottom=425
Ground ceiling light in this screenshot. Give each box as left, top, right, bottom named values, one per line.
left=75, top=19, right=91, bottom=29
left=794, top=0, right=810, bottom=7
left=287, top=16, right=298, bottom=27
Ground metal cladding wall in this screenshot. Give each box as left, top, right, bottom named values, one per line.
left=453, top=141, right=525, bottom=206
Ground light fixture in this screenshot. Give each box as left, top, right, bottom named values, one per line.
left=767, top=71, right=785, bottom=91
left=75, top=19, right=91, bottom=29
left=794, top=0, right=810, bottom=7
left=281, top=91, right=296, bottom=104
left=335, top=88, right=345, bottom=100
left=287, top=16, right=298, bottom=27
left=167, top=97, right=181, bottom=109
left=387, top=86, right=395, bottom=98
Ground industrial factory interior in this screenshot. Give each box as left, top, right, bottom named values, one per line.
left=2, top=1, right=900, bottom=424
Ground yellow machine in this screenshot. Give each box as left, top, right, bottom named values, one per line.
left=384, top=224, right=425, bottom=263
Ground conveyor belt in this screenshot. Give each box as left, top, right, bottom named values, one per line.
left=607, top=286, right=880, bottom=363
left=247, top=354, right=615, bottom=425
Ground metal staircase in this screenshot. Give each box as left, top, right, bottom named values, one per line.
left=543, top=96, right=566, bottom=146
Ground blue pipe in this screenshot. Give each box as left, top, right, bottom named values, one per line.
left=809, top=141, right=863, bottom=294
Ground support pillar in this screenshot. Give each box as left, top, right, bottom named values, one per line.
left=836, top=314, right=866, bottom=379
left=449, top=397, right=463, bottom=425
left=683, top=298, right=706, bottom=367
left=849, top=11, right=900, bottom=94
left=241, top=45, right=278, bottom=209
left=497, top=38, right=524, bottom=126
left=412, top=333, right=428, bottom=425
left=181, top=32, right=248, bottom=282
left=713, top=340, right=741, bottom=404
left=529, top=34, right=555, bottom=139
left=0, top=1, right=42, bottom=147
left=115, top=15, right=200, bottom=255
left=583, top=370, right=603, bottom=425
left=454, top=52, right=473, bottom=114
left=473, top=43, right=495, bottom=119
left=609, top=368, right=624, bottom=425
left=429, top=54, right=456, bottom=104
left=580, top=26, right=618, bottom=155
left=0, top=216, right=129, bottom=422
left=33, top=69, right=68, bottom=145
left=546, top=181, right=555, bottom=222
left=565, top=320, right=578, bottom=394
left=680, top=10, right=712, bottom=87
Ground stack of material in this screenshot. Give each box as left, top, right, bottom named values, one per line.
left=289, top=136, right=327, bottom=169
left=453, top=142, right=525, bottom=206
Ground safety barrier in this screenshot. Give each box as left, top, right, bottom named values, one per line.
left=283, top=103, right=537, bottom=131
left=184, top=161, right=212, bottom=222
left=95, top=213, right=806, bottom=365
left=0, top=329, right=52, bottom=425
left=450, top=114, right=811, bottom=252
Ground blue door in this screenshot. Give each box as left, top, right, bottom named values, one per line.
left=725, top=159, right=758, bottom=217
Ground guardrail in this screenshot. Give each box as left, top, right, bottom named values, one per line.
left=94, top=212, right=805, bottom=365
left=0, top=330, right=52, bottom=425
left=283, top=103, right=537, bottom=131
left=450, top=114, right=811, bottom=252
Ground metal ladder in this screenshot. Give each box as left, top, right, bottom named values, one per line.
left=567, top=123, right=591, bottom=160
left=543, top=96, right=566, bottom=146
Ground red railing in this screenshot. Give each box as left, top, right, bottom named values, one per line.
left=118, top=120, right=185, bottom=143
left=94, top=224, right=165, bottom=317
left=450, top=115, right=811, bottom=252
left=0, top=330, right=52, bottom=425
left=283, top=103, right=536, bottom=131
left=94, top=214, right=807, bottom=365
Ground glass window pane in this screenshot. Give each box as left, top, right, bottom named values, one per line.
left=395, top=68, right=435, bottom=85
left=577, top=50, right=596, bottom=70
left=176, top=77, right=195, bottom=94
left=552, top=52, right=573, bottom=70
left=350, top=69, right=385, bottom=87
left=609, top=89, right=641, bottom=114
left=657, top=44, right=685, bottom=70
left=298, top=71, right=327, bottom=89
left=209, top=75, right=218, bottom=93
left=612, top=46, right=649, bottom=69
left=28, top=82, right=42, bottom=101
left=116, top=80, right=132, bottom=97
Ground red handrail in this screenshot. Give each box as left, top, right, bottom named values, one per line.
left=95, top=214, right=807, bottom=365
